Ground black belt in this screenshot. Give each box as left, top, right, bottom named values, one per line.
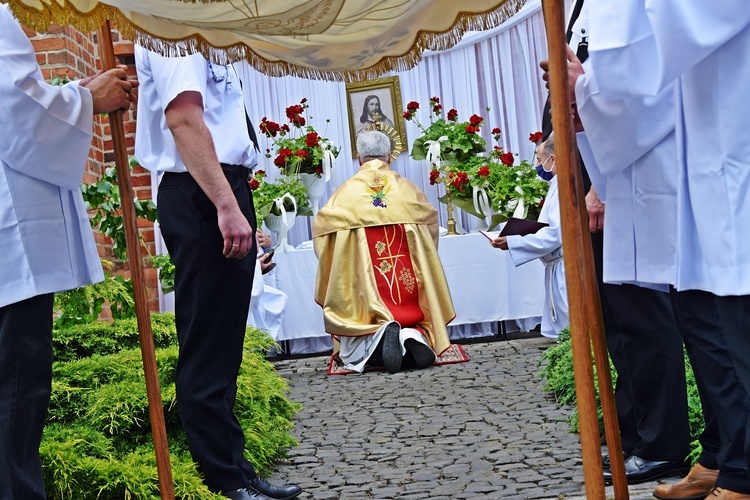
left=220, top=163, right=252, bottom=180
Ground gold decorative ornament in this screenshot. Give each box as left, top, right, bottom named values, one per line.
left=362, top=122, right=404, bottom=160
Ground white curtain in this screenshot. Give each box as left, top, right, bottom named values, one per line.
left=235, top=0, right=549, bottom=245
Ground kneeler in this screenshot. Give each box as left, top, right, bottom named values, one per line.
left=363, top=224, right=427, bottom=338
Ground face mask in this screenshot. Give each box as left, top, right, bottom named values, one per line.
left=536, top=164, right=554, bottom=181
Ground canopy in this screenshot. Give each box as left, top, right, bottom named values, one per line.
left=5, top=0, right=525, bottom=82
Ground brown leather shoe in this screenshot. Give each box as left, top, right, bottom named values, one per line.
left=653, top=463, right=718, bottom=500
left=705, top=487, right=750, bottom=499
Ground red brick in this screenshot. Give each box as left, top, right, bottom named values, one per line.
left=31, top=37, right=65, bottom=52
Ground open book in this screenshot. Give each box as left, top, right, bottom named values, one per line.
left=479, top=218, right=549, bottom=241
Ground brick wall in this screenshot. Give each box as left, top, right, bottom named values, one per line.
left=27, top=24, right=160, bottom=314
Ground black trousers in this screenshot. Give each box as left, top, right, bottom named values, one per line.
left=0, top=293, right=54, bottom=500
left=158, top=171, right=258, bottom=493
left=591, top=232, right=691, bottom=461
left=670, top=289, right=750, bottom=493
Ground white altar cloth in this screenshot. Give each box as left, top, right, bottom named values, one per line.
left=160, top=232, right=545, bottom=354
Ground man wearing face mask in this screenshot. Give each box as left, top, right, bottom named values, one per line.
left=490, top=135, right=568, bottom=340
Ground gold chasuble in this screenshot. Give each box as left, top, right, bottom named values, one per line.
left=313, top=160, right=455, bottom=355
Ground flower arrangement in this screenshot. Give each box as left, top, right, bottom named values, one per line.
left=404, top=97, right=487, bottom=165
left=248, top=170, right=311, bottom=221
left=405, top=97, right=548, bottom=227
left=259, top=98, right=339, bottom=178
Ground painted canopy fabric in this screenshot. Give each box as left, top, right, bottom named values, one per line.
left=3, top=0, right=525, bottom=81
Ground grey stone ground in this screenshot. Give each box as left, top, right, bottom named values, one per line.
left=265, top=335, right=680, bottom=499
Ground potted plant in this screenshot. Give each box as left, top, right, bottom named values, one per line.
left=404, top=97, right=548, bottom=231
left=259, top=98, right=339, bottom=215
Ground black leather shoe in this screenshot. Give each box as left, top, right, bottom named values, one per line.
left=381, top=322, right=403, bottom=374
left=247, top=477, right=302, bottom=500
left=223, top=487, right=270, bottom=499
left=404, top=339, right=436, bottom=369
left=602, top=452, right=632, bottom=471
left=603, top=455, right=690, bottom=485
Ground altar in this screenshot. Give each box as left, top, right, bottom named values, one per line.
left=264, top=232, right=545, bottom=353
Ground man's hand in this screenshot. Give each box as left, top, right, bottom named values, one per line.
left=217, top=207, right=254, bottom=259
left=585, top=186, right=605, bottom=233
left=490, top=236, right=509, bottom=250
left=256, top=228, right=272, bottom=249
left=540, top=46, right=585, bottom=104
left=80, top=65, right=138, bottom=114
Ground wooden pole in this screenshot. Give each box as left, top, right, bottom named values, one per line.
left=96, top=21, right=175, bottom=499
left=539, top=0, right=627, bottom=498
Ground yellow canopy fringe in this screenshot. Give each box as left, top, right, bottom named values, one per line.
left=2, top=0, right=527, bottom=83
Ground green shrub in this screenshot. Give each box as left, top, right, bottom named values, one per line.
left=538, top=327, right=704, bottom=462
left=43, top=314, right=300, bottom=499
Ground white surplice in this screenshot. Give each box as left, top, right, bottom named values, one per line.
left=570, top=0, right=680, bottom=288
left=506, top=176, right=568, bottom=339
left=0, top=5, right=102, bottom=308
left=586, top=0, right=750, bottom=296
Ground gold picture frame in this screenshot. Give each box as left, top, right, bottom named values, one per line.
left=345, top=76, right=407, bottom=159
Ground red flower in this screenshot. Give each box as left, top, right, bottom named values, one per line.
left=256, top=170, right=266, bottom=177
left=248, top=178, right=260, bottom=190
left=291, top=115, right=306, bottom=127
left=314, top=167, right=323, bottom=175
left=432, top=103, right=443, bottom=114
left=451, top=171, right=470, bottom=190
left=285, top=104, right=304, bottom=120
left=492, top=127, right=501, bottom=135
left=447, top=109, right=458, bottom=121
left=281, top=124, right=290, bottom=133
left=296, top=149, right=309, bottom=158
left=465, top=125, right=477, bottom=134
left=305, top=131, right=319, bottom=147
left=539, top=198, right=545, bottom=208
left=477, top=166, right=490, bottom=177
left=403, top=111, right=412, bottom=119
left=406, top=101, right=420, bottom=111
left=300, top=97, right=308, bottom=104
left=500, top=152, right=515, bottom=166
left=429, top=170, right=440, bottom=185
left=469, top=114, right=483, bottom=127
left=529, top=131, right=543, bottom=143
left=259, top=118, right=280, bottom=137
left=430, top=96, right=440, bottom=104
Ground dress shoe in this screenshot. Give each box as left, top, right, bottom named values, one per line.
left=653, top=463, right=718, bottom=500
left=602, top=452, right=632, bottom=471
left=404, top=338, right=436, bottom=369
left=705, top=487, right=750, bottom=499
left=247, top=477, right=302, bottom=500
left=603, top=454, right=690, bottom=485
left=222, top=487, right=270, bottom=500
left=381, top=322, right=403, bottom=374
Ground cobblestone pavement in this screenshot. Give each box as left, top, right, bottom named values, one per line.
left=266, top=336, right=673, bottom=499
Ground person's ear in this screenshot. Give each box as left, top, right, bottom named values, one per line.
left=358, top=156, right=364, bottom=166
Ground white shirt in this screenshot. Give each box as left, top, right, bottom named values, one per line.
left=585, top=0, right=750, bottom=296
left=134, top=46, right=257, bottom=173
left=0, top=5, right=103, bottom=308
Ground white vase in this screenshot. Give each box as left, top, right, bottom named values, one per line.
left=299, top=172, right=326, bottom=216
left=264, top=211, right=296, bottom=252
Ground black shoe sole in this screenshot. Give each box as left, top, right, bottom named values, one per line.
left=604, top=465, right=690, bottom=485
left=404, top=339, right=435, bottom=369
left=381, top=323, right=402, bottom=374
